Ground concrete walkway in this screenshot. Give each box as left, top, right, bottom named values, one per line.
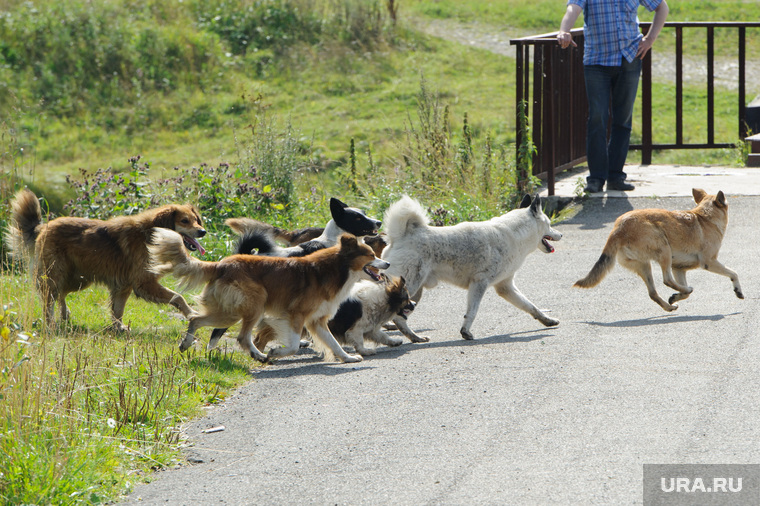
left=539, top=164, right=760, bottom=198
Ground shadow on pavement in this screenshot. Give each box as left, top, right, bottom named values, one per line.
left=579, top=311, right=741, bottom=328
left=558, top=196, right=635, bottom=230
left=250, top=328, right=557, bottom=377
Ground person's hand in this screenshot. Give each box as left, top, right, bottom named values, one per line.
left=636, top=36, right=654, bottom=59
left=557, top=31, right=577, bottom=49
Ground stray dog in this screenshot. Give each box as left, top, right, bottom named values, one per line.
left=148, top=231, right=389, bottom=363
left=574, top=188, right=743, bottom=311
left=6, top=188, right=206, bottom=330
left=381, top=194, right=562, bottom=342
left=214, top=197, right=382, bottom=349
left=328, top=274, right=415, bottom=356
left=226, top=197, right=381, bottom=258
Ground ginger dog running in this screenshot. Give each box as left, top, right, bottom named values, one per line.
left=574, top=188, right=743, bottom=311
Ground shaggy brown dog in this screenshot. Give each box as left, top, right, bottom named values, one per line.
left=574, top=188, right=743, bottom=311
left=6, top=188, right=206, bottom=330
left=148, top=230, right=388, bottom=363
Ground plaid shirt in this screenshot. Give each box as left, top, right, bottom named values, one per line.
left=569, top=0, right=663, bottom=66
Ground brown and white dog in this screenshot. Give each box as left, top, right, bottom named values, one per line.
left=6, top=188, right=206, bottom=330
left=148, top=230, right=389, bottom=363
left=574, top=188, right=743, bottom=311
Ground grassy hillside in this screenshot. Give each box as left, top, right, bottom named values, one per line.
left=1, top=0, right=515, bottom=192
left=3, top=0, right=757, bottom=195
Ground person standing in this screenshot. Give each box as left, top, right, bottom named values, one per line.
left=557, top=0, right=669, bottom=193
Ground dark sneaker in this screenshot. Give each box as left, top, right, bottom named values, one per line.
left=607, top=180, right=635, bottom=191
left=584, top=179, right=604, bottom=193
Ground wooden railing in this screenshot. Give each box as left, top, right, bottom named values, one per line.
left=510, top=22, right=760, bottom=195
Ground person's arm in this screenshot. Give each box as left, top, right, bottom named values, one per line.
left=636, top=0, right=669, bottom=59
left=557, top=4, right=582, bottom=49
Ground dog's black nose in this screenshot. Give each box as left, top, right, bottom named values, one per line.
left=198, top=229, right=207, bottom=238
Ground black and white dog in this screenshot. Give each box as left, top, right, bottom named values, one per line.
left=226, top=198, right=381, bottom=257
left=328, top=274, right=416, bottom=356
left=210, top=198, right=383, bottom=347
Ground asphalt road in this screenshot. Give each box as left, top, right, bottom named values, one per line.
left=124, top=194, right=758, bottom=505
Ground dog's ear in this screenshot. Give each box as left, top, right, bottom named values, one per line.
left=692, top=188, right=707, bottom=204
left=399, top=276, right=406, bottom=287
left=153, top=206, right=178, bottom=230
left=716, top=190, right=727, bottom=208
left=530, top=194, right=541, bottom=215
left=339, top=233, right=358, bottom=249
left=330, top=198, right=348, bottom=220
left=518, top=194, right=531, bottom=209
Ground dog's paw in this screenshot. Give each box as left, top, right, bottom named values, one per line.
left=179, top=337, right=196, bottom=352
left=407, top=333, right=429, bottom=343
left=386, top=336, right=404, bottom=347
left=735, top=288, right=745, bottom=299
left=357, top=347, right=377, bottom=356
left=539, top=316, right=559, bottom=327
left=342, top=353, right=363, bottom=363
left=108, top=321, right=130, bottom=333
left=252, top=350, right=269, bottom=363
left=460, top=327, right=474, bottom=340
left=664, top=303, right=678, bottom=312
left=299, top=339, right=311, bottom=348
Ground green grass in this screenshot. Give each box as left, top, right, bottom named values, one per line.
left=0, top=275, right=253, bottom=504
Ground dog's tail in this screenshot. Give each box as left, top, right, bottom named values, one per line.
left=149, top=228, right=218, bottom=290
left=384, top=195, right=429, bottom=243
left=6, top=188, right=44, bottom=263
left=225, top=217, right=322, bottom=247
left=573, top=233, right=620, bottom=288
left=235, top=230, right=285, bottom=256
left=274, top=226, right=323, bottom=246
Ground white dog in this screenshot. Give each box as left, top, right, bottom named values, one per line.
left=381, top=194, right=562, bottom=341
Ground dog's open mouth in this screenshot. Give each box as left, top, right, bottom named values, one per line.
left=363, top=265, right=383, bottom=282
left=182, top=234, right=206, bottom=255
left=398, top=306, right=414, bottom=319
left=542, top=236, right=555, bottom=253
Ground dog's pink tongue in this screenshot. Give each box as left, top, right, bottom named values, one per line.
left=188, top=237, right=206, bottom=255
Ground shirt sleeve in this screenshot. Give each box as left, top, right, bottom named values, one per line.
left=640, top=0, right=663, bottom=13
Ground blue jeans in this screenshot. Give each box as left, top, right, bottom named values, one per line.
left=583, top=57, right=642, bottom=184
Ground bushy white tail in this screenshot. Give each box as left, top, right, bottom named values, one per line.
left=383, top=195, right=429, bottom=243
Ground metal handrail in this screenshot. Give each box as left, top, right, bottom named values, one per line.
left=510, top=22, right=760, bottom=195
